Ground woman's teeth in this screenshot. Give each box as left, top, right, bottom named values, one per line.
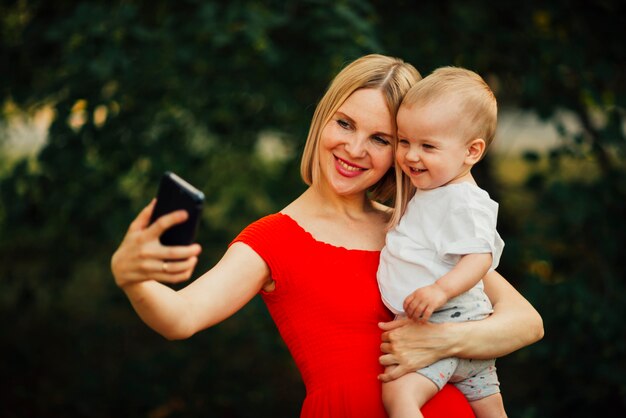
left=338, top=158, right=363, bottom=171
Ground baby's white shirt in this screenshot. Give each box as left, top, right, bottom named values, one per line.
left=377, top=182, right=505, bottom=315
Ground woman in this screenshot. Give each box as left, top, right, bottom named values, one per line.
left=111, top=54, right=543, bottom=417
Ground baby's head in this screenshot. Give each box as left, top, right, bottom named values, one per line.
left=390, top=67, right=498, bottom=226
left=400, top=66, right=498, bottom=156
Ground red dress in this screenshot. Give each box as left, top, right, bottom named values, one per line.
left=232, top=213, right=474, bottom=418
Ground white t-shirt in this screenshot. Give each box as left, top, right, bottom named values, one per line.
left=377, top=182, right=505, bottom=315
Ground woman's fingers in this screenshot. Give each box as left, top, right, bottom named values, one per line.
left=378, top=364, right=408, bottom=382
left=154, top=257, right=198, bottom=274
left=382, top=365, right=408, bottom=382
left=379, top=317, right=411, bottom=334
left=146, top=243, right=202, bottom=261
left=112, top=201, right=203, bottom=289
left=379, top=351, right=396, bottom=365
left=133, top=256, right=198, bottom=284
left=128, top=199, right=156, bottom=233
left=145, top=209, right=189, bottom=240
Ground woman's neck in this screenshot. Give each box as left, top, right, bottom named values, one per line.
left=283, top=185, right=388, bottom=251
left=307, top=183, right=375, bottom=220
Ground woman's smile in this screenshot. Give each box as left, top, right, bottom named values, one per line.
left=334, top=155, right=367, bottom=177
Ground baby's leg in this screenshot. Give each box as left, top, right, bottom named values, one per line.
left=382, top=369, right=439, bottom=418
left=453, top=359, right=505, bottom=418
left=469, top=392, right=507, bottom=418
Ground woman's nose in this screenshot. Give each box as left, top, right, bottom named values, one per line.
left=345, top=136, right=367, bottom=158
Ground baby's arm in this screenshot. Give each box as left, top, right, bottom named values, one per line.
left=403, top=252, right=492, bottom=321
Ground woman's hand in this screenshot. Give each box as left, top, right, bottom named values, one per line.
left=110, top=200, right=270, bottom=340
left=378, top=318, right=457, bottom=382
left=111, top=200, right=202, bottom=289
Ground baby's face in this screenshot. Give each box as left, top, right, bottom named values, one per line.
left=395, top=101, right=472, bottom=190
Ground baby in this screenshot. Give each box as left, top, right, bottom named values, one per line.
left=378, top=67, right=507, bottom=418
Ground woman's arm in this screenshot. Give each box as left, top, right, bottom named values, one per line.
left=378, top=270, right=544, bottom=382
left=111, top=200, right=271, bottom=340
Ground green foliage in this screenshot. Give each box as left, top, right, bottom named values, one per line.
left=1, top=0, right=625, bottom=416
left=496, top=153, right=626, bottom=416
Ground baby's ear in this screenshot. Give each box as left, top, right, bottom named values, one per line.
left=466, top=138, right=486, bottom=164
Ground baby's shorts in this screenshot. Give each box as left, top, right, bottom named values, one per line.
left=418, top=357, right=500, bottom=401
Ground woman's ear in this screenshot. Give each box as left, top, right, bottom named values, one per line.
left=465, top=138, right=486, bottom=164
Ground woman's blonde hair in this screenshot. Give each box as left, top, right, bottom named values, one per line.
left=300, top=54, right=421, bottom=208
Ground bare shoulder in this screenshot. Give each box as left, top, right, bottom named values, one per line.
left=280, top=194, right=305, bottom=216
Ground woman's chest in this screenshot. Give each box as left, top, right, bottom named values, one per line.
left=302, top=222, right=386, bottom=252
left=282, top=249, right=389, bottom=320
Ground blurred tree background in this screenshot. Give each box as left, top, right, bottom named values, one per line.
left=1, top=0, right=624, bottom=417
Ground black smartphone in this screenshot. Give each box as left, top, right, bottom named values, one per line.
left=149, top=171, right=205, bottom=246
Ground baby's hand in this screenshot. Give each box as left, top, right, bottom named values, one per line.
left=403, top=284, right=448, bottom=322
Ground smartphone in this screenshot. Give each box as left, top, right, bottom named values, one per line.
left=149, top=171, right=205, bottom=246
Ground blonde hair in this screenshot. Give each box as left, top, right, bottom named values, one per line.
left=390, top=66, right=498, bottom=226
left=300, top=54, right=421, bottom=205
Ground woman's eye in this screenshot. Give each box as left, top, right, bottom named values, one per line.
left=372, top=136, right=390, bottom=145
left=337, top=119, right=351, bottom=129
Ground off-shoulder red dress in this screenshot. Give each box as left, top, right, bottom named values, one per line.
left=232, top=213, right=474, bottom=418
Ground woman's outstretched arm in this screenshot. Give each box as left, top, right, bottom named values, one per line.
left=111, top=200, right=271, bottom=340
left=378, top=270, right=544, bottom=382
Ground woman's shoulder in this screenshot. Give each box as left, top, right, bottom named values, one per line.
left=234, top=213, right=294, bottom=243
